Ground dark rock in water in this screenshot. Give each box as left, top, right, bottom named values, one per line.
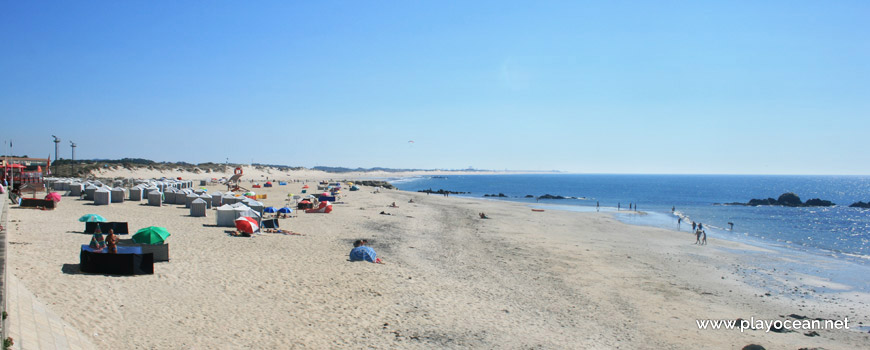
left=805, top=198, right=834, bottom=206
left=355, top=180, right=395, bottom=189
left=747, top=198, right=778, bottom=206
left=537, top=194, right=567, bottom=200
left=524, top=195, right=534, bottom=198
left=730, top=193, right=835, bottom=207
left=417, top=188, right=467, bottom=195
left=850, top=201, right=870, bottom=208
left=484, top=193, right=508, bottom=197
left=742, top=345, right=766, bottom=350
left=777, top=192, right=803, bottom=206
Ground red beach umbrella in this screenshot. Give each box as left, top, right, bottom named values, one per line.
left=45, top=192, right=62, bottom=202
left=302, top=185, right=309, bottom=189
left=234, top=217, right=259, bottom=234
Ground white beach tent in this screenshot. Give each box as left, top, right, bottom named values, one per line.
left=222, top=195, right=239, bottom=205
left=69, top=182, right=84, bottom=196
left=216, top=204, right=236, bottom=226
left=185, top=193, right=199, bottom=208
left=168, top=189, right=182, bottom=204
left=244, top=199, right=265, bottom=217
left=163, top=189, right=177, bottom=204
left=199, top=193, right=213, bottom=209
left=129, top=186, right=143, bottom=201
left=210, top=191, right=223, bottom=208
left=84, top=184, right=98, bottom=200
left=147, top=190, right=163, bottom=206
left=111, top=187, right=126, bottom=203
left=190, top=198, right=208, bottom=217
left=94, top=187, right=111, bottom=205
left=232, top=204, right=260, bottom=221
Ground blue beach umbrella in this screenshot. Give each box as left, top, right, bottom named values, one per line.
left=264, top=207, right=278, bottom=213
left=79, top=214, right=107, bottom=222
left=278, top=207, right=293, bottom=214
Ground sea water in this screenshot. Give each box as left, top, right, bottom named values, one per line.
left=394, top=174, right=870, bottom=291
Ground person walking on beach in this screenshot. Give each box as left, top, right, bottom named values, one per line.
left=692, top=221, right=696, bottom=231
left=672, top=206, right=675, bottom=212
left=618, top=203, right=620, bottom=211
left=728, top=222, right=734, bottom=230
left=695, top=229, right=702, bottom=244
left=596, top=201, right=599, bottom=212
left=677, top=217, right=682, bottom=227
left=701, top=230, right=707, bottom=245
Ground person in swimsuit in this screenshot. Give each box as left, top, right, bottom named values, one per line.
left=105, top=229, right=119, bottom=254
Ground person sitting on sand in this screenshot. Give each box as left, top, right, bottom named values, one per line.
left=479, top=212, right=489, bottom=219
left=389, top=202, right=399, bottom=208
left=408, top=199, right=414, bottom=203
left=105, top=229, right=119, bottom=254
left=349, top=240, right=383, bottom=264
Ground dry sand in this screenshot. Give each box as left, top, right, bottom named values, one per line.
left=6, top=172, right=870, bottom=349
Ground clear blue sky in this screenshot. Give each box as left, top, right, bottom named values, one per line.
left=1, top=1, right=868, bottom=174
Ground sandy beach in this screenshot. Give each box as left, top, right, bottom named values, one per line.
left=5, top=170, right=869, bottom=349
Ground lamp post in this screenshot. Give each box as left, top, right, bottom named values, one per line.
left=70, top=141, right=77, bottom=176
left=52, top=135, right=60, bottom=174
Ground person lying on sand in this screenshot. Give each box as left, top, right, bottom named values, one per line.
left=230, top=230, right=253, bottom=237
left=379, top=211, right=392, bottom=216
left=263, top=228, right=303, bottom=235
left=349, top=240, right=383, bottom=264
left=408, top=199, right=414, bottom=203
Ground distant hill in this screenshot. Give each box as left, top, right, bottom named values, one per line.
left=47, top=158, right=509, bottom=177
left=311, top=166, right=488, bottom=173
left=51, top=159, right=237, bottom=177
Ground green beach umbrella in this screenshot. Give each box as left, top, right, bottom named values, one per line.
left=79, top=214, right=107, bottom=223
left=132, top=226, right=171, bottom=244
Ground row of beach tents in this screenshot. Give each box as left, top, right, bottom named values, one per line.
left=45, top=177, right=268, bottom=227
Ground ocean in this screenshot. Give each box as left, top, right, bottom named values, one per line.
left=393, top=174, right=870, bottom=291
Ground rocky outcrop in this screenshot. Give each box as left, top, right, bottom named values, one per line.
left=849, top=201, right=870, bottom=208
left=483, top=193, right=507, bottom=197
left=354, top=180, right=395, bottom=189
left=537, top=194, right=567, bottom=200
left=417, top=189, right=467, bottom=195
left=727, top=192, right=835, bottom=207
left=804, top=198, right=834, bottom=206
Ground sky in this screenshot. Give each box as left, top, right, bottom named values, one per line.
left=1, top=1, right=868, bottom=174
